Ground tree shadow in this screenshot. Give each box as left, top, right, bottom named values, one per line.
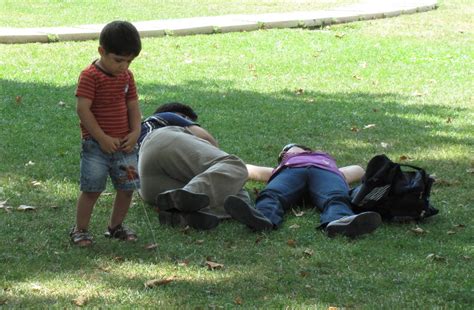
left=0, top=77, right=472, bottom=302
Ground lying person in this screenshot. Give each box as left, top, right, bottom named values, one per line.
left=225, top=144, right=382, bottom=238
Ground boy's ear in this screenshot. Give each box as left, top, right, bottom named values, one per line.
left=98, top=46, right=106, bottom=56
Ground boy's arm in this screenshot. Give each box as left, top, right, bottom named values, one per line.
left=76, top=97, right=120, bottom=153
left=185, top=125, right=219, bottom=147
left=120, top=99, right=142, bottom=153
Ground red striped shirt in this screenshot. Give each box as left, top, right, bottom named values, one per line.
left=75, top=62, right=138, bottom=139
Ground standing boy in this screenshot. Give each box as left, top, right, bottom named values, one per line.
left=70, top=21, right=142, bottom=246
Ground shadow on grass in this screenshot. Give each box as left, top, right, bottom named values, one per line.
left=1, top=75, right=471, bottom=217
left=1, top=77, right=473, bottom=307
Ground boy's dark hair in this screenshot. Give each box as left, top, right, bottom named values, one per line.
left=154, top=102, right=198, bottom=121
left=100, top=21, right=141, bottom=56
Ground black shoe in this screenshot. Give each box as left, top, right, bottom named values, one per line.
left=159, top=210, right=219, bottom=230
left=224, top=195, right=273, bottom=231
left=156, top=189, right=209, bottom=212
left=325, top=211, right=382, bottom=238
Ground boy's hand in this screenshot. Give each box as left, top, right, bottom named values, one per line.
left=120, top=131, right=139, bottom=153
left=98, top=135, right=121, bottom=154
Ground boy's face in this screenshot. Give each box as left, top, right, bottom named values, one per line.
left=98, top=46, right=136, bottom=76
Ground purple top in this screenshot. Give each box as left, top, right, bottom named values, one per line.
left=269, top=151, right=346, bottom=183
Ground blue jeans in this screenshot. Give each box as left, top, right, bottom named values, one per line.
left=80, top=138, right=140, bottom=192
left=255, top=166, right=354, bottom=227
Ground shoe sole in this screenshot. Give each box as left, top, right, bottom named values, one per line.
left=159, top=210, right=219, bottom=230
left=326, top=212, right=382, bottom=238
left=156, top=189, right=209, bottom=212
left=224, top=196, right=273, bottom=231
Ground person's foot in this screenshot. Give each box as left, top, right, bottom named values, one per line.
left=325, top=211, right=382, bottom=238
left=104, top=224, right=137, bottom=241
left=224, top=195, right=273, bottom=231
left=69, top=226, right=93, bottom=247
left=159, top=209, right=219, bottom=230
left=156, top=189, right=209, bottom=212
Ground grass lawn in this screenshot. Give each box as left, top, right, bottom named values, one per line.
left=0, top=0, right=473, bottom=308
left=0, top=0, right=357, bottom=28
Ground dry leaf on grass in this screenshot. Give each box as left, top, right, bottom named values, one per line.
left=303, top=249, right=314, bottom=257
left=289, top=224, right=300, bottom=229
left=426, top=253, right=446, bottom=262
left=177, top=259, right=189, bottom=267
left=234, top=296, right=243, bottom=305
left=18, top=205, right=37, bottom=211
left=287, top=239, right=297, bottom=247
left=15, top=95, right=22, bottom=104
left=300, top=271, right=310, bottom=277
left=363, top=124, right=376, bottom=129
left=144, top=243, right=158, bottom=250
left=410, top=227, right=426, bottom=234
left=145, top=277, right=175, bottom=288
left=294, top=88, right=304, bottom=95
left=72, top=295, right=88, bottom=306
left=195, top=239, right=205, bottom=245
left=180, top=226, right=191, bottom=234
left=291, top=209, right=304, bottom=217
left=206, top=261, right=224, bottom=270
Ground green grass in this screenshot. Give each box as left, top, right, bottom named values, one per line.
left=1, top=0, right=473, bottom=308
left=0, top=0, right=357, bottom=28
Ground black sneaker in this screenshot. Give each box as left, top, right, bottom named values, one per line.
left=156, top=189, right=209, bottom=212
left=224, top=195, right=273, bottom=231
left=159, top=210, right=219, bottom=230
left=325, top=211, right=382, bottom=238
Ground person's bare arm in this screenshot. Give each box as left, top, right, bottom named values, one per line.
left=246, top=164, right=365, bottom=184
left=120, top=99, right=142, bottom=153
left=185, top=125, right=219, bottom=147
left=339, top=165, right=365, bottom=184
left=76, top=97, right=120, bottom=153
left=246, top=164, right=273, bottom=182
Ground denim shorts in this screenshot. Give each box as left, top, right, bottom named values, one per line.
left=80, top=138, right=140, bottom=192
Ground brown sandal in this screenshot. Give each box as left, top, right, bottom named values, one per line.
left=69, top=226, right=93, bottom=247
left=104, top=224, right=137, bottom=241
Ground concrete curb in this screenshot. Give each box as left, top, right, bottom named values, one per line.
left=0, top=0, right=437, bottom=44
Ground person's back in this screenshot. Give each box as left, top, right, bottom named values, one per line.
left=70, top=21, right=142, bottom=247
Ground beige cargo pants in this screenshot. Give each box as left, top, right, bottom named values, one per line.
left=138, top=126, right=250, bottom=219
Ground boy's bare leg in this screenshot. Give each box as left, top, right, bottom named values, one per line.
left=75, top=191, right=101, bottom=230
left=109, top=190, right=134, bottom=230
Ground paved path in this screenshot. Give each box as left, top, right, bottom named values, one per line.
left=0, top=0, right=437, bottom=44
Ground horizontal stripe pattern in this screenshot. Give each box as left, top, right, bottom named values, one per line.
left=76, top=63, right=138, bottom=139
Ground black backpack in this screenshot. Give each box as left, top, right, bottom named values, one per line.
left=350, top=154, right=439, bottom=221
